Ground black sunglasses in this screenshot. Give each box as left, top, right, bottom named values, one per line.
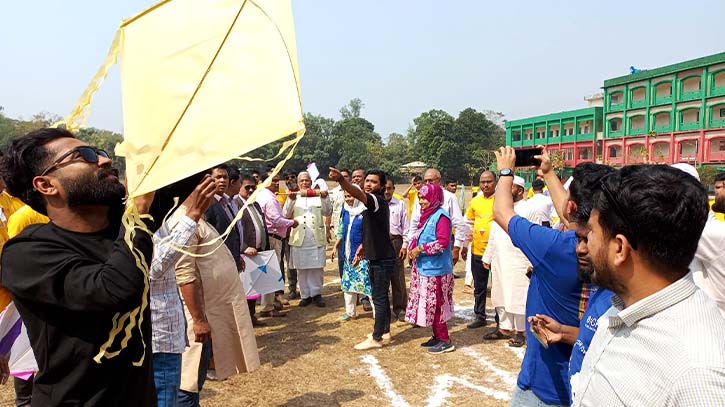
left=599, top=175, right=638, bottom=250
left=243, top=185, right=256, bottom=191
left=39, top=146, right=109, bottom=176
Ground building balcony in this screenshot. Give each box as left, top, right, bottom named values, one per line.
left=710, top=86, right=725, bottom=97
left=576, top=133, right=595, bottom=141
left=652, top=95, right=673, bottom=105
left=608, top=129, right=625, bottom=138
left=679, top=90, right=702, bottom=101
left=511, top=139, right=523, bottom=147
left=629, top=127, right=647, bottom=136
left=609, top=102, right=624, bottom=111
left=561, top=134, right=575, bottom=143
left=709, top=118, right=725, bottom=128
left=630, top=99, right=647, bottom=109
left=679, top=121, right=701, bottom=131
left=653, top=124, right=673, bottom=133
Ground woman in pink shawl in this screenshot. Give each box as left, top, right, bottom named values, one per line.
left=405, top=183, right=456, bottom=354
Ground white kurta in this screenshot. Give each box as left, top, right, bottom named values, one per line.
left=481, top=200, right=533, bottom=315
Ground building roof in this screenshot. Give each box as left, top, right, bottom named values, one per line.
left=603, top=52, right=725, bottom=88
left=505, top=107, right=602, bottom=128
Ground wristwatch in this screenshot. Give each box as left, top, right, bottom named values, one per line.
left=499, top=168, right=514, bottom=177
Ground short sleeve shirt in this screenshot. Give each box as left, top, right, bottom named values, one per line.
left=507, top=215, right=584, bottom=405
left=362, top=192, right=396, bottom=261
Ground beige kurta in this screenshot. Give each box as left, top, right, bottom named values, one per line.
left=170, top=206, right=260, bottom=392
left=481, top=200, right=533, bottom=315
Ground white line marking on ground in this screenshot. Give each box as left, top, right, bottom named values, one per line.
left=425, top=374, right=511, bottom=406
left=323, top=278, right=341, bottom=287
left=361, top=354, right=412, bottom=407
left=461, top=348, right=517, bottom=386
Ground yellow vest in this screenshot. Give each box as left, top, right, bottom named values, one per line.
left=288, top=197, right=326, bottom=247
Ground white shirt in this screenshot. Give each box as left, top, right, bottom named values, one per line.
left=691, top=213, right=725, bottom=317
left=526, top=192, right=555, bottom=226
left=572, top=276, right=725, bottom=406
left=328, top=185, right=345, bottom=230
left=405, top=189, right=470, bottom=246
left=388, top=196, right=409, bottom=236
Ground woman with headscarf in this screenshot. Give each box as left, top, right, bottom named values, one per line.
left=405, top=183, right=456, bottom=354
left=332, top=190, right=371, bottom=321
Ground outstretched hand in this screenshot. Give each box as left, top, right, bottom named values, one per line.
left=534, top=145, right=553, bottom=175
left=328, top=167, right=343, bottom=182
left=495, top=146, right=517, bottom=170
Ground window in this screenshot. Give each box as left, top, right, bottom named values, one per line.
left=720, top=108, right=725, bottom=117
left=631, top=87, right=646, bottom=102
left=610, top=119, right=620, bottom=131
left=654, top=112, right=670, bottom=127
left=537, top=131, right=545, bottom=139
left=578, top=147, right=592, bottom=160
left=682, top=76, right=701, bottom=93
left=611, top=94, right=621, bottom=104
left=630, top=116, right=645, bottom=130
left=680, top=140, right=697, bottom=156
left=525, top=132, right=532, bottom=140
left=681, top=109, right=700, bottom=123
left=655, top=82, right=672, bottom=97
left=512, top=131, right=521, bottom=141
left=549, top=129, right=560, bottom=137
left=566, top=128, right=574, bottom=136
left=580, top=125, right=590, bottom=134
left=720, top=140, right=725, bottom=151
left=563, top=148, right=574, bottom=160
left=609, top=145, right=622, bottom=158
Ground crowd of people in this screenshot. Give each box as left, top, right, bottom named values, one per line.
left=0, top=127, right=723, bottom=406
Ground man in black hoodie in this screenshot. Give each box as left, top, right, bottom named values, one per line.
left=0, top=128, right=156, bottom=406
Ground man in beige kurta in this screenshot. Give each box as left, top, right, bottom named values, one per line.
left=170, top=206, right=260, bottom=401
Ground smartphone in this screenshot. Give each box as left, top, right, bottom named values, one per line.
left=530, top=323, right=549, bottom=349
left=515, top=147, right=542, bottom=167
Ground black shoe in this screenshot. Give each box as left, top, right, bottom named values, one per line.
left=299, top=297, right=312, bottom=307
left=420, top=336, right=440, bottom=347
left=251, top=316, right=266, bottom=327
left=398, top=313, right=407, bottom=323
left=428, top=341, right=455, bottom=354
left=467, top=319, right=488, bottom=329
left=288, top=291, right=300, bottom=300
left=314, top=295, right=326, bottom=307
left=362, top=300, right=373, bottom=312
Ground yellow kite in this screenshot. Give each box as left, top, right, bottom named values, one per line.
left=61, top=0, right=305, bottom=365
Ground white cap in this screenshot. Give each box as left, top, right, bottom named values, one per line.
left=671, top=163, right=700, bottom=182
left=513, top=176, right=526, bottom=188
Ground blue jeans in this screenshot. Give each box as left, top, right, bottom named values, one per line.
left=153, top=352, right=182, bottom=407
left=369, top=258, right=395, bottom=341
left=178, top=340, right=212, bottom=407
left=510, top=386, right=567, bottom=407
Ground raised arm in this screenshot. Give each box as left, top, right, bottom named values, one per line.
left=328, top=167, right=367, bottom=204
left=493, top=146, right=517, bottom=234
left=535, top=145, right=570, bottom=227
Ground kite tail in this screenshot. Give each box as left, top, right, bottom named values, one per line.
left=57, top=29, right=122, bottom=131
left=93, top=204, right=152, bottom=365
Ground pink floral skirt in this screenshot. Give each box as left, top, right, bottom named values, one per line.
left=405, top=264, right=454, bottom=327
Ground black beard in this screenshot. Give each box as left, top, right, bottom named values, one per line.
left=63, top=167, right=126, bottom=208
left=712, top=195, right=725, bottom=214
left=577, top=262, right=593, bottom=284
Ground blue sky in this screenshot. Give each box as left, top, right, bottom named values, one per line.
left=1, top=0, right=724, bottom=139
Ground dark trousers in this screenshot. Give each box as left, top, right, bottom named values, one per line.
left=369, top=258, right=396, bottom=341
left=471, top=255, right=489, bottom=321
left=14, top=375, right=32, bottom=407
left=390, top=236, right=407, bottom=313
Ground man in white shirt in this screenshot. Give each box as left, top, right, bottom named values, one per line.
left=527, top=179, right=555, bottom=227
left=573, top=165, right=725, bottom=406
left=384, top=179, right=409, bottom=322
left=404, top=168, right=471, bottom=263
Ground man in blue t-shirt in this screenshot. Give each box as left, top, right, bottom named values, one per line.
left=492, top=146, right=614, bottom=406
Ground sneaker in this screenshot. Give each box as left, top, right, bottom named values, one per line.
left=467, top=319, right=488, bottom=329
left=428, top=341, right=455, bottom=354
left=420, top=336, right=440, bottom=347
left=299, top=297, right=312, bottom=307
left=367, top=332, right=392, bottom=344
left=362, top=300, right=373, bottom=312
left=338, top=312, right=357, bottom=321
left=314, top=294, right=326, bottom=307
left=395, top=311, right=407, bottom=323
left=251, top=316, right=266, bottom=327
left=354, top=337, right=383, bottom=350
left=206, top=369, right=218, bottom=381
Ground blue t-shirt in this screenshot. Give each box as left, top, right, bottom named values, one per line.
left=568, top=285, right=613, bottom=395
left=508, top=215, right=584, bottom=405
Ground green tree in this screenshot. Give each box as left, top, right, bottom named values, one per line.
left=339, top=98, right=364, bottom=120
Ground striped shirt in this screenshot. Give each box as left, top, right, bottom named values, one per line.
left=150, top=215, right=197, bottom=354
left=572, top=275, right=725, bottom=406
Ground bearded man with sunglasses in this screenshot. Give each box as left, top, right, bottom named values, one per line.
left=0, top=128, right=157, bottom=406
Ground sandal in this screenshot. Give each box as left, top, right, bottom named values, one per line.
left=508, top=333, right=526, bottom=347
left=483, top=329, right=512, bottom=340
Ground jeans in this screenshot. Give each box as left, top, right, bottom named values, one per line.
left=471, top=255, right=489, bottom=321
left=14, top=375, right=32, bottom=407
left=178, top=340, right=212, bottom=407
left=369, top=258, right=396, bottom=341
left=510, top=386, right=567, bottom=407
left=153, top=353, right=182, bottom=407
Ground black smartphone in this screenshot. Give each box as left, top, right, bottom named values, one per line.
left=515, top=147, right=542, bottom=167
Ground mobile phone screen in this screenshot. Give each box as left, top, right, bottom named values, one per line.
left=515, top=148, right=542, bottom=167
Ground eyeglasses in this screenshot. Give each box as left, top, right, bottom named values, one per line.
left=243, top=185, right=256, bottom=192
left=598, top=175, right=638, bottom=250
left=39, top=146, right=110, bottom=176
